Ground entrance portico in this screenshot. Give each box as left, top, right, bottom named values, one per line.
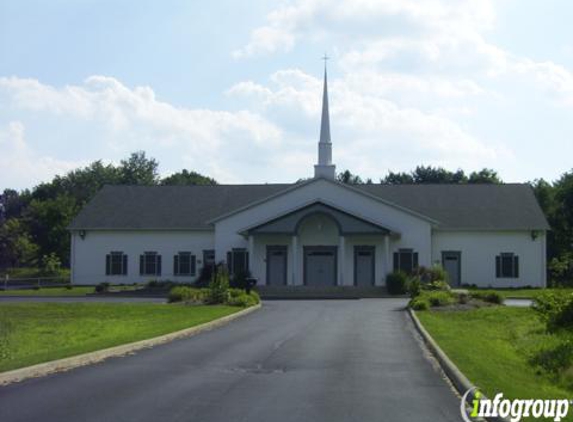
left=241, top=201, right=397, bottom=287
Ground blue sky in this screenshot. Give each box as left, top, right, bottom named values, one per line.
left=1, top=0, right=573, bottom=190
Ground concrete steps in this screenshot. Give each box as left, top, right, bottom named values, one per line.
left=255, top=285, right=391, bottom=299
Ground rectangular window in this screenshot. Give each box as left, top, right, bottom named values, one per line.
left=106, top=251, right=127, bottom=275
left=496, top=253, right=519, bottom=278
left=174, top=252, right=196, bottom=276
left=393, top=249, right=418, bottom=274
left=227, top=248, right=249, bottom=276
left=140, top=252, right=162, bottom=276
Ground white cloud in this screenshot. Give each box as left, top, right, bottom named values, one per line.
left=0, top=76, right=290, bottom=186
left=228, top=69, right=510, bottom=181
left=0, top=121, right=83, bottom=190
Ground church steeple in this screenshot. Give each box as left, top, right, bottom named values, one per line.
left=314, top=57, right=336, bottom=179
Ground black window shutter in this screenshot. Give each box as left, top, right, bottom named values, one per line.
left=106, top=255, right=111, bottom=275
left=174, top=255, right=179, bottom=276
left=191, top=255, right=196, bottom=276
left=393, top=252, right=399, bottom=271
left=122, top=254, right=128, bottom=275
left=227, top=252, right=232, bottom=273
left=495, top=256, right=501, bottom=278
left=246, top=251, right=250, bottom=271
left=413, top=252, right=419, bottom=269
left=157, top=255, right=162, bottom=276
left=514, top=256, right=519, bottom=278
left=140, top=255, right=144, bottom=275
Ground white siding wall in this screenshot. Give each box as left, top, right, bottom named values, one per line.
left=71, top=230, right=214, bottom=285
left=216, top=179, right=432, bottom=285
left=431, top=230, right=546, bottom=288
left=70, top=178, right=546, bottom=289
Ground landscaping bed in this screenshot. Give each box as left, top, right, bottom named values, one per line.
left=0, top=302, right=240, bottom=372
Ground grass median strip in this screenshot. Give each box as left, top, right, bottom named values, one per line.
left=416, top=307, right=572, bottom=404
left=479, top=288, right=573, bottom=300
left=0, top=302, right=239, bottom=372
left=0, top=287, right=95, bottom=297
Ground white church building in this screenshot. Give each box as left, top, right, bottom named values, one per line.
left=69, top=69, right=549, bottom=290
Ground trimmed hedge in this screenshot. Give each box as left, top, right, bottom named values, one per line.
left=167, top=286, right=208, bottom=303
left=386, top=271, right=409, bottom=295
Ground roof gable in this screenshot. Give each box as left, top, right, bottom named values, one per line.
left=241, top=201, right=394, bottom=236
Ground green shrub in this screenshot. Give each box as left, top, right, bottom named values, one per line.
left=95, top=282, right=110, bottom=293
left=423, top=280, right=451, bottom=292
left=548, top=253, right=573, bottom=287
left=409, top=296, right=430, bottom=311
left=457, top=292, right=470, bottom=304
left=226, top=290, right=260, bottom=307
left=426, top=291, right=455, bottom=307
left=168, top=286, right=192, bottom=303
left=408, top=277, right=421, bottom=298
left=168, top=286, right=208, bottom=303
left=531, top=339, right=573, bottom=375
left=205, top=266, right=230, bottom=304
left=413, top=265, right=448, bottom=284
left=534, top=291, right=573, bottom=331
left=194, top=264, right=215, bottom=288
left=230, top=270, right=251, bottom=290
left=470, top=290, right=504, bottom=304
left=40, top=253, right=62, bottom=276
left=386, top=271, right=409, bottom=295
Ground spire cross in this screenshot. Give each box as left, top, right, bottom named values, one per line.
left=322, top=53, right=329, bottom=69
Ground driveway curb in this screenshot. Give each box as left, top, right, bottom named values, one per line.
left=0, top=303, right=261, bottom=386
left=408, top=308, right=509, bottom=422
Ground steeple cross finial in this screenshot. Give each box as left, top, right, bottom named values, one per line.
left=322, top=53, right=329, bottom=69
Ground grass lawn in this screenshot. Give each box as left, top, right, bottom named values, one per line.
left=0, top=303, right=240, bottom=372
left=0, top=285, right=144, bottom=297
left=481, top=288, right=573, bottom=299
left=0, top=287, right=95, bottom=296
left=417, top=307, right=573, bottom=420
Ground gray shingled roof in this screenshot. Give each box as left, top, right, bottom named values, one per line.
left=68, top=183, right=549, bottom=231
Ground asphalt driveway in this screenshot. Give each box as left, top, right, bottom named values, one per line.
left=0, top=299, right=461, bottom=422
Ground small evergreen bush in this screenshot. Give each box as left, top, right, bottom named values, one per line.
left=168, top=286, right=209, bottom=303
left=408, top=277, right=421, bottom=298
left=206, top=265, right=230, bottom=304
left=534, top=292, right=573, bottom=331
left=194, top=264, right=215, bottom=288
left=95, top=282, right=110, bottom=293
left=426, top=291, right=455, bottom=307
left=226, top=290, right=260, bottom=307
left=386, top=271, right=409, bottom=295
left=409, top=296, right=430, bottom=311
left=423, top=280, right=451, bottom=291
left=168, top=286, right=192, bottom=303
left=413, top=265, right=448, bottom=284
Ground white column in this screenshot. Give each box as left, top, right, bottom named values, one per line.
left=339, top=235, right=345, bottom=286
left=248, top=235, right=254, bottom=276
left=384, top=235, right=391, bottom=282
left=291, top=235, right=298, bottom=285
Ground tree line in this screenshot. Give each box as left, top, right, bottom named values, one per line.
left=0, top=152, right=215, bottom=272
left=1, top=154, right=571, bottom=284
